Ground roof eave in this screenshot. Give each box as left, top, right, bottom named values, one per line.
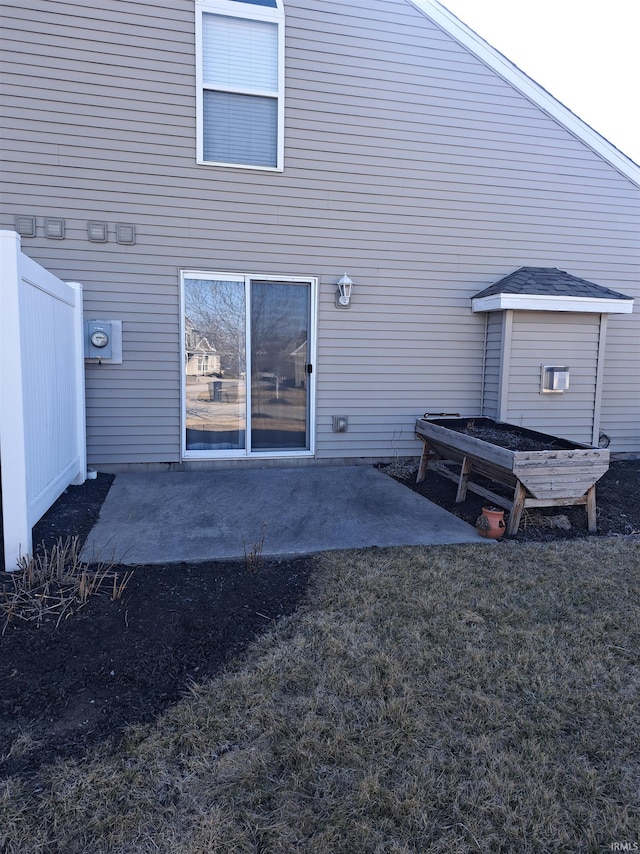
left=471, top=294, right=635, bottom=314
left=408, top=0, right=640, bottom=187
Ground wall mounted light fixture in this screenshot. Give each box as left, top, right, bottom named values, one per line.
left=336, top=273, right=354, bottom=308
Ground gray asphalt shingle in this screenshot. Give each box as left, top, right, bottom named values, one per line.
left=473, top=267, right=632, bottom=300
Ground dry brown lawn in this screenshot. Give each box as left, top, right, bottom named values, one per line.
left=2, top=538, right=639, bottom=853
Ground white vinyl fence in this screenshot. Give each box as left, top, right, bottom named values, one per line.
left=0, top=230, right=86, bottom=569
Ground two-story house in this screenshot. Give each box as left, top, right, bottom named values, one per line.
left=1, top=0, right=638, bottom=470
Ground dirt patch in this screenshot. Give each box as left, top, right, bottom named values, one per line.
left=1, top=461, right=639, bottom=785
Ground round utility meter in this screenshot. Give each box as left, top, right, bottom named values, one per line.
left=90, top=329, right=109, bottom=348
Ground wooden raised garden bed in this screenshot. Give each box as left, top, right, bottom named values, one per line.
left=414, top=417, right=610, bottom=535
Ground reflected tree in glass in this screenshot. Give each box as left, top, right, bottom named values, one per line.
left=184, top=278, right=246, bottom=451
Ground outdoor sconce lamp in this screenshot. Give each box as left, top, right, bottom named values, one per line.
left=336, top=273, right=354, bottom=308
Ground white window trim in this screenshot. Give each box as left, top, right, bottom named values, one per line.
left=180, top=271, right=317, bottom=460
left=195, top=0, right=285, bottom=171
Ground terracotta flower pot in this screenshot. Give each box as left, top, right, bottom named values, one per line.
left=476, top=507, right=506, bottom=539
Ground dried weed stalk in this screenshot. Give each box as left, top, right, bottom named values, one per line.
left=0, top=536, right=133, bottom=633
left=243, top=522, right=267, bottom=574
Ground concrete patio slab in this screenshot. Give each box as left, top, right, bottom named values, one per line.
left=81, top=466, right=485, bottom=565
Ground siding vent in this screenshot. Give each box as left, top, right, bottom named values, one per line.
left=116, top=224, right=136, bottom=245
left=88, top=222, right=108, bottom=242
left=15, top=215, right=36, bottom=237
left=540, top=365, right=570, bottom=394
left=44, top=218, right=65, bottom=239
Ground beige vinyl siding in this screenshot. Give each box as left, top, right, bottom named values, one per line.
left=1, top=0, right=638, bottom=464
left=599, top=313, right=640, bottom=451
left=503, top=312, right=601, bottom=446
left=482, top=313, right=503, bottom=420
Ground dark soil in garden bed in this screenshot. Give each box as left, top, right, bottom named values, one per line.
left=1, top=460, right=639, bottom=786
left=434, top=418, right=577, bottom=452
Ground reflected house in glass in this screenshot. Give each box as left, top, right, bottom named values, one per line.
left=289, top=340, right=308, bottom=389
left=185, top=317, right=221, bottom=378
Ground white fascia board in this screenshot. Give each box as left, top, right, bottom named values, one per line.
left=471, top=294, right=635, bottom=314
left=408, top=0, right=640, bottom=187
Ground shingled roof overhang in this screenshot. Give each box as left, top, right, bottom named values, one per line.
left=471, top=267, right=635, bottom=314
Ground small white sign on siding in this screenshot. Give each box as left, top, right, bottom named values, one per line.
left=0, top=230, right=86, bottom=570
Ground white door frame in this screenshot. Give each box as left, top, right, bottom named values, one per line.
left=180, top=270, right=317, bottom=460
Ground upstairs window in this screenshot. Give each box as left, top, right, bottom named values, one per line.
left=196, top=0, right=284, bottom=170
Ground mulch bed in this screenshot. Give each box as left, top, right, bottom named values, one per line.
left=384, top=458, right=640, bottom=542
left=1, top=459, right=639, bottom=784
left=0, top=474, right=314, bottom=784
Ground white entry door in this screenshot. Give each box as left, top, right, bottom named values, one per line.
left=182, top=272, right=316, bottom=457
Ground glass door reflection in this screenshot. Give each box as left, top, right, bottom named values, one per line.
left=184, top=277, right=246, bottom=451
left=250, top=281, right=310, bottom=451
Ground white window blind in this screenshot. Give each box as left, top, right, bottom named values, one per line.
left=203, top=15, right=278, bottom=92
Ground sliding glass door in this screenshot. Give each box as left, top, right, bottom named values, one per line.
left=182, top=273, right=315, bottom=457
